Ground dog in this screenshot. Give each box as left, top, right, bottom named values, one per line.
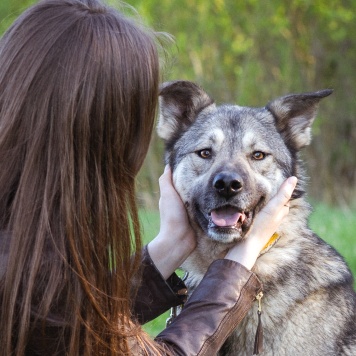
left=157, top=81, right=356, bottom=355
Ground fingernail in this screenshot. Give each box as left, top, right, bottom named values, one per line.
left=287, top=176, right=298, bottom=189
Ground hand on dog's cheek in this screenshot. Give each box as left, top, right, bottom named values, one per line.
left=225, top=176, right=297, bottom=270
left=148, top=165, right=197, bottom=280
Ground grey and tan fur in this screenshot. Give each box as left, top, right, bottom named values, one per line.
left=157, top=81, right=356, bottom=356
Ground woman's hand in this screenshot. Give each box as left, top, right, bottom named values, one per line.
left=148, top=166, right=196, bottom=279
left=225, top=176, right=298, bottom=269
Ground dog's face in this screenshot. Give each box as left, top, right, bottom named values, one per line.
left=158, top=81, right=331, bottom=243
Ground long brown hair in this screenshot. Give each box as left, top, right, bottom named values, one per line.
left=0, top=0, right=160, bottom=354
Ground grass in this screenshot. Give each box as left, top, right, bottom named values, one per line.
left=139, top=202, right=356, bottom=336
left=308, top=202, right=356, bottom=280
left=138, top=209, right=170, bottom=336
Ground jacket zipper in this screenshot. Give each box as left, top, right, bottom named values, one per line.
left=256, top=291, right=263, bottom=313
left=253, top=291, right=264, bottom=355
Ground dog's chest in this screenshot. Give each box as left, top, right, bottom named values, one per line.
left=220, top=293, right=289, bottom=356
left=181, top=235, right=232, bottom=281
left=184, top=246, right=299, bottom=355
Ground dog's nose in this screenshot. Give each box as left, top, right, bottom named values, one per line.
left=213, top=172, right=243, bottom=198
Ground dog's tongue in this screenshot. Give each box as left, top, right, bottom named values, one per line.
left=211, top=207, right=245, bottom=227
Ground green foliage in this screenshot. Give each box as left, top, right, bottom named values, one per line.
left=143, top=311, right=169, bottom=337
left=308, top=201, right=356, bottom=279
left=128, top=0, right=356, bottom=205
left=1, top=0, right=355, bottom=204
left=0, top=0, right=35, bottom=33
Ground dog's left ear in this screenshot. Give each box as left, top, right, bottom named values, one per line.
left=266, top=89, right=333, bottom=150
left=157, top=81, right=215, bottom=142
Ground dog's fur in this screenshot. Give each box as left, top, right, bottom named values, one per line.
left=157, top=81, right=356, bottom=355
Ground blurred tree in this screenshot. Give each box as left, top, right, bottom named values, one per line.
left=0, top=0, right=35, bottom=33
left=128, top=0, right=356, bottom=206
left=1, top=0, right=355, bottom=206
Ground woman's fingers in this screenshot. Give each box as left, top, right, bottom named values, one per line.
left=158, top=165, right=185, bottom=222
left=225, top=176, right=298, bottom=269
left=148, top=165, right=196, bottom=279
left=158, top=165, right=172, bottom=201
left=258, top=176, right=297, bottom=223
left=277, top=176, right=298, bottom=206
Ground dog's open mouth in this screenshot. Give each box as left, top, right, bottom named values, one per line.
left=195, top=197, right=264, bottom=242
left=208, top=205, right=249, bottom=230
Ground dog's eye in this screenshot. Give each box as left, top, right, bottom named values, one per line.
left=252, top=151, right=266, bottom=160
left=196, top=149, right=212, bottom=159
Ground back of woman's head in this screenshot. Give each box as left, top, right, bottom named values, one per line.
left=0, top=0, right=158, bottom=182
left=0, top=0, right=160, bottom=354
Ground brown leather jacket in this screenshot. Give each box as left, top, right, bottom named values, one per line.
left=136, top=246, right=262, bottom=355
left=0, top=238, right=262, bottom=355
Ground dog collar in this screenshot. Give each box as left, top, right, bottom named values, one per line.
left=259, top=232, right=280, bottom=255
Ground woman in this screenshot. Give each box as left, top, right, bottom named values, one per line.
left=0, top=0, right=297, bottom=354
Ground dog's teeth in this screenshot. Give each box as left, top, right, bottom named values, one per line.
left=238, top=213, right=246, bottom=224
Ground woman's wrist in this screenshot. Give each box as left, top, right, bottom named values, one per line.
left=224, top=237, right=260, bottom=270
left=148, top=231, right=195, bottom=280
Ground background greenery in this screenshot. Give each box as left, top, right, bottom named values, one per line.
left=1, top=0, right=355, bottom=336
left=2, top=0, right=355, bottom=206
left=131, top=0, right=356, bottom=208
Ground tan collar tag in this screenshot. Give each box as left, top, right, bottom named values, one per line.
left=259, top=232, right=280, bottom=255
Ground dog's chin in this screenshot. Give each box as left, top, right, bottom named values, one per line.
left=205, top=214, right=255, bottom=243
left=206, top=225, right=245, bottom=243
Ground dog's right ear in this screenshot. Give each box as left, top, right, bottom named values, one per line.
left=266, top=89, right=333, bottom=150
left=157, top=81, right=215, bottom=141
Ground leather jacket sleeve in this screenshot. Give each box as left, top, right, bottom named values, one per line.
left=155, top=259, right=262, bottom=356
left=132, top=246, right=188, bottom=324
